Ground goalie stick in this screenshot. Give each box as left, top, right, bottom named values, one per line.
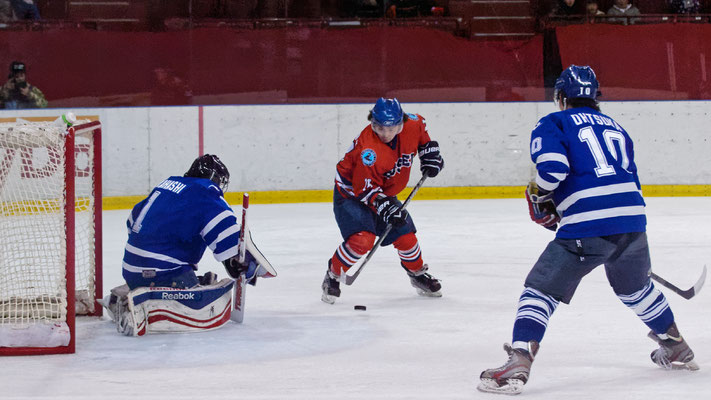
left=344, top=175, right=428, bottom=286
left=650, top=265, right=707, bottom=300
left=231, top=193, right=277, bottom=323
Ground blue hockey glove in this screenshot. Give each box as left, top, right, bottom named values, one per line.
left=373, top=194, right=408, bottom=227
left=418, top=141, right=444, bottom=178
left=525, top=182, right=559, bottom=231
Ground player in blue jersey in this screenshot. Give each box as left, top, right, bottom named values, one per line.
left=122, top=154, right=255, bottom=289
left=103, top=154, right=276, bottom=336
left=478, top=65, right=697, bottom=395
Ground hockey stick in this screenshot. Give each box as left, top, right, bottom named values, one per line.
left=650, top=265, right=707, bottom=300
left=231, top=193, right=250, bottom=323
left=344, top=175, right=428, bottom=286
left=238, top=193, right=249, bottom=264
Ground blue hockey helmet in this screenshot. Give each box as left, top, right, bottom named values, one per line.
left=554, top=65, right=600, bottom=106
left=185, top=154, right=230, bottom=191
left=370, top=97, right=404, bottom=127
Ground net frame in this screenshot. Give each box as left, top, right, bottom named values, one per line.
left=0, top=120, right=102, bottom=356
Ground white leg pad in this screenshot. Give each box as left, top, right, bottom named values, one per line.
left=125, top=279, right=235, bottom=336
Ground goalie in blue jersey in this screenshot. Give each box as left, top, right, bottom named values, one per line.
left=103, top=154, right=276, bottom=336
left=478, top=65, right=698, bottom=395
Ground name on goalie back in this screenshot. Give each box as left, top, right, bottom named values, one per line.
left=156, top=179, right=187, bottom=194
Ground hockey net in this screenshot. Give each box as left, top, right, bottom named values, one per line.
left=0, top=119, right=102, bottom=355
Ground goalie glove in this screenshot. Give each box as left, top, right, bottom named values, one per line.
left=418, top=141, right=444, bottom=178
left=525, top=182, right=560, bottom=231
left=223, top=252, right=258, bottom=282
left=372, top=194, right=408, bottom=227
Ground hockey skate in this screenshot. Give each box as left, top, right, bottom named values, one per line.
left=648, top=323, right=698, bottom=371
left=403, top=264, right=442, bottom=297
left=478, top=341, right=539, bottom=395
left=99, top=284, right=130, bottom=322
left=321, top=262, right=341, bottom=304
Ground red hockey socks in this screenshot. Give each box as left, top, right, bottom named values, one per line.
left=393, top=233, right=424, bottom=272
left=330, top=231, right=376, bottom=275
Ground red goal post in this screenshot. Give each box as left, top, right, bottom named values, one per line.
left=0, top=119, right=103, bottom=356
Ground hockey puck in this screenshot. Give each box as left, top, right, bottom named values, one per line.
left=354, top=305, right=367, bottom=311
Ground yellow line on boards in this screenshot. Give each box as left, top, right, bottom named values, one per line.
left=99, top=185, right=711, bottom=210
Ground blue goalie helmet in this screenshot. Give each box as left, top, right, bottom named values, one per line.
left=370, top=97, right=404, bottom=127
left=554, top=65, right=600, bottom=105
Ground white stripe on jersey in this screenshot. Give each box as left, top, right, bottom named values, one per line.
left=122, top=261, right=183, bottom=273
left=536, top=173, right=559, bottom=192
left=335, top=173, right=355, bottom=196
left=557, top=182, right=642, bottom=212
left=125, top=243, right=190, bottom=265
left=559, top=205, right=646, bottom=226
left=208, top=224, right=240, bottom=251
left=214, top=244, right=240, bottom=262
left=535, top=152, right=569, bottom=167
left=200, top=210, right=234, bottom=238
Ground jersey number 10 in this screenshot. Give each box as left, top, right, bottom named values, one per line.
left=578, top=127, right=630, bottom=178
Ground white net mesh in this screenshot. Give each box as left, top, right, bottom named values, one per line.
left=0, top=121, right=96, bottom=329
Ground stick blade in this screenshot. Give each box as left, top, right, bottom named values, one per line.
left=676, top=265, right=706, bottom=300
left=692, top=265, right=707, bottom=296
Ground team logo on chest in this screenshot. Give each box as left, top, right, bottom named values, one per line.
left=361, top=149, right=376, bottom=166
left=384, top=152, right=415, bottom=179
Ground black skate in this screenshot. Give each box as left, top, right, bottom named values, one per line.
left=478, top=341, right=539, bottom=395
left=648, top=323, right=698, bottom=371
left=321, top=262, right=341, bottom=304
left=402, top=264, right=442, bottom=297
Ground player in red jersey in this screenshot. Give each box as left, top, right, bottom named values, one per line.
left=321, top=98, right=445, bottom=304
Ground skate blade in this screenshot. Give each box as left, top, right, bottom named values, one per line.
left=671, top=360, right=699, bottom=371
left=477, top=378, right=524, bottom=395
left=321, top=293, right=336, bottom=304
left=416, top=288, right=442, bottom=298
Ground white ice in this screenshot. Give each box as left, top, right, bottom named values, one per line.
left=2, top=197, right=710, bottom=400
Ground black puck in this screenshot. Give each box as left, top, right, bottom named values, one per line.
left=354, top=305, right=367, bottom=311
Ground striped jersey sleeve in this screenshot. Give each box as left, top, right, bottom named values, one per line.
left=530, top=116, right=570, bottom=192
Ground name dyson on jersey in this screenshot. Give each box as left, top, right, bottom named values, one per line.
left=384, top=152, right=415, bottom=179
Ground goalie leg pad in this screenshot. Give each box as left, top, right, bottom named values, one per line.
left=99, top=283, right=130, bottom=323
left=124, top=279, right=235, bottom=336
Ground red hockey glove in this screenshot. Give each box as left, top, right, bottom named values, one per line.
left=525, top=182, right=559, bottom=231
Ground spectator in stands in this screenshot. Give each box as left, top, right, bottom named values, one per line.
left=669, top=0, right=700, bottom=13
left=1, top=0, right=15, bottom=22
left=10, top=0, right=40, bottom=20
left=386, top=0, right=436, bottom=17
left=549, top=0, right=579, bottom=16
left=586, top=0, right=605, bottom=15
left=607, top=0, right=640, bottom=24
left=0, top=61, right=47, bottom=109
left=150, top=67, right=192, bottom=106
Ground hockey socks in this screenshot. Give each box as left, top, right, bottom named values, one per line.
left=330, top=231, right=376, bottom=275
left=394, top=233, right=424, bottom=272
left=512, top=287, right=559, bottom=347
left=618, top=280, right=674, bottom=335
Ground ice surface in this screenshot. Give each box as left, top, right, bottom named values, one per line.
left=2, top=198, right=710, bottom=399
